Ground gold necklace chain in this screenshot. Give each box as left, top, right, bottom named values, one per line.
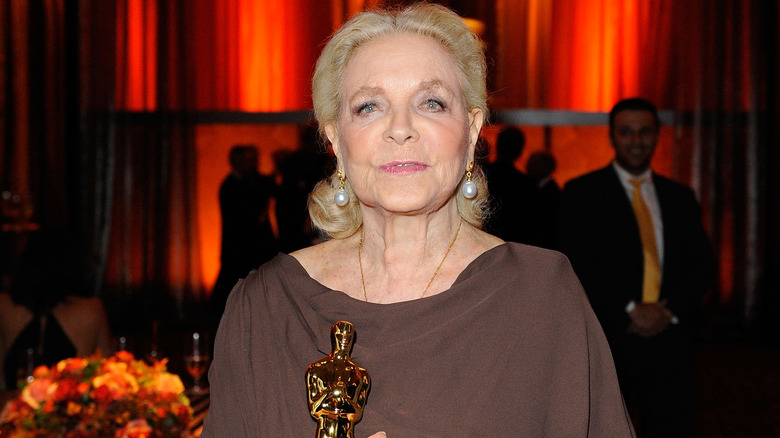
left=358, top=220, right=462, bottom=302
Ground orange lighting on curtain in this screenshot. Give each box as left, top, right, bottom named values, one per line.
left=117, top=0, right=333, bottom=111
left=228, top=0, right=332, bottom=111
left=116, top=0, right=157, bottom=111
left=239, top=1, right=301, bottom=111
left=549, top=0, right=640, bottom=111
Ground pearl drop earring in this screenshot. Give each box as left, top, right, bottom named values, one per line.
left=460, top=161, right=477, bottom=199
left=334, top=170, right=349, bottom=206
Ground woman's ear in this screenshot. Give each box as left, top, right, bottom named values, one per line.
left=467, top=108, right=485, bottom=161
left=324, top=123, right=341, bottom=161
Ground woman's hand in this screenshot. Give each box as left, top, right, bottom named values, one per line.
left=367, top=433, right=387, bottom=438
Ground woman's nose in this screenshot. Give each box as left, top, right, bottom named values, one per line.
left=384, top=108, right=419, bottom=145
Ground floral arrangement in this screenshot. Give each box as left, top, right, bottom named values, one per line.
left=0, top=351, right=192, bottom=438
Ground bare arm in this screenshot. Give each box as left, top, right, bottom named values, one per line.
left=92, top=299, right=114, bottom=356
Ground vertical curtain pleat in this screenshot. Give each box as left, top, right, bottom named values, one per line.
left=6, top=1, right=31, bottom=196
left=1, top=0, right=67, bottom=227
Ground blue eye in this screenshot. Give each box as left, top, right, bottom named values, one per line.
left=355, top=102, right=377, bottom=115
left=423, top=99, right=446, bottom=111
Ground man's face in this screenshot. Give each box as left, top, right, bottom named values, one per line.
left=235, top=149, right=258, bottom=175
left=610, top=110, right=658, bottom=176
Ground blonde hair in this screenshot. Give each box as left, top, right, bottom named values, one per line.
left=309, top=3, right=489, bottom=239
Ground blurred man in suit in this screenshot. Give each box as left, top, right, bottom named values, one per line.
left=557, top=98, right=716, bottom=437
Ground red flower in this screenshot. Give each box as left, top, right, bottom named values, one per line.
left=53, top=377, right=81, bottom=401
left=43, top=399, right=57, bottom=414
left=91, top=384, right=115, bottom=406
left=156, top=406, right=168, bottom=418
left=77, top=381, right=91, bottom=395
left=176, top=404, right=192, bottom=423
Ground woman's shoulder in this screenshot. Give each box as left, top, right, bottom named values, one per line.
left=56, top=296, right=108, bottom=321
left=290, top=237, right=341, bottom=263
left=0, top=292, right=27, bottom=317
left=0, top=292, right=13, bottom=307
left=485, top=242, right=581, bottom=292
left=497, top=241, right=571, bottom=267
left=482, top=243, right=589, bottom=314
left=223, top=250, right=325, bottom=307
left=0, top=293, right=29, bottom=332
left=288, top=238, right=353, bottom=289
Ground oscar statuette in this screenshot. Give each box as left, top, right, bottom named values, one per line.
left=306, top=321, right=371, bottom=438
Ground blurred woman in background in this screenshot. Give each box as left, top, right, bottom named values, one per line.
left=0, top=230, right=113, bottom=391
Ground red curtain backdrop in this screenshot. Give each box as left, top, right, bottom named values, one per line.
left=115, top=0, right=335, bottom=111
left=112, top=0, right=761, bottom=112
left=1, top=0, right=68, bottom=228
left=493, top=0, right=757, bottom=112
left=116, top=0, right=157, bottom=110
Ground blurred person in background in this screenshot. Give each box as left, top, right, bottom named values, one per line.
left=557, top=97, right=716, bottom=437
left=210, top=144, right=279, bottom=324
left=0, top=229, right=113, bottom=392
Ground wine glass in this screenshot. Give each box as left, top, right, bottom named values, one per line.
left=145, top=321, right=161, bottom=364
left=184, top=332, right=209, bottom=394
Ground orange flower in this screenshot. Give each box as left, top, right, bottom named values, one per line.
left=114, top=350, right=135, bottom=362
left=77, top=381, right=91, bottom=395
left=116, top=418, right=153, bottom=438
left=20, top=377, right=54, bottom=409
left=92, top=368, right=139, bottom=401
left=31, top=364, right=52, bottom=379
left=151, top=358, right=169, bottom=374
left=103, top=360, right=130, bottom=375
left=66, top=401, right=83, bottom=416
left=56, top=357, right=88, bottom=375
left=154, top=373, right=185, bottom=397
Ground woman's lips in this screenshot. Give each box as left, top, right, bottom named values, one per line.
left=378, top=161, right=428, bottom=174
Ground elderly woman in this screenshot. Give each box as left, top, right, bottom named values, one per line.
left=202, top=3, right=635, bottom=437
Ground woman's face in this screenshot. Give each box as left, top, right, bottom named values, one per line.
left=326, top=34, right=483, bottom=217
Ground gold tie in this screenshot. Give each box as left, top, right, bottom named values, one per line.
left=630, top=178, right=661, bottom=303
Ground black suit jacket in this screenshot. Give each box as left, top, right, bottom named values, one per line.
left=557, top=165, right=716, bottom=345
